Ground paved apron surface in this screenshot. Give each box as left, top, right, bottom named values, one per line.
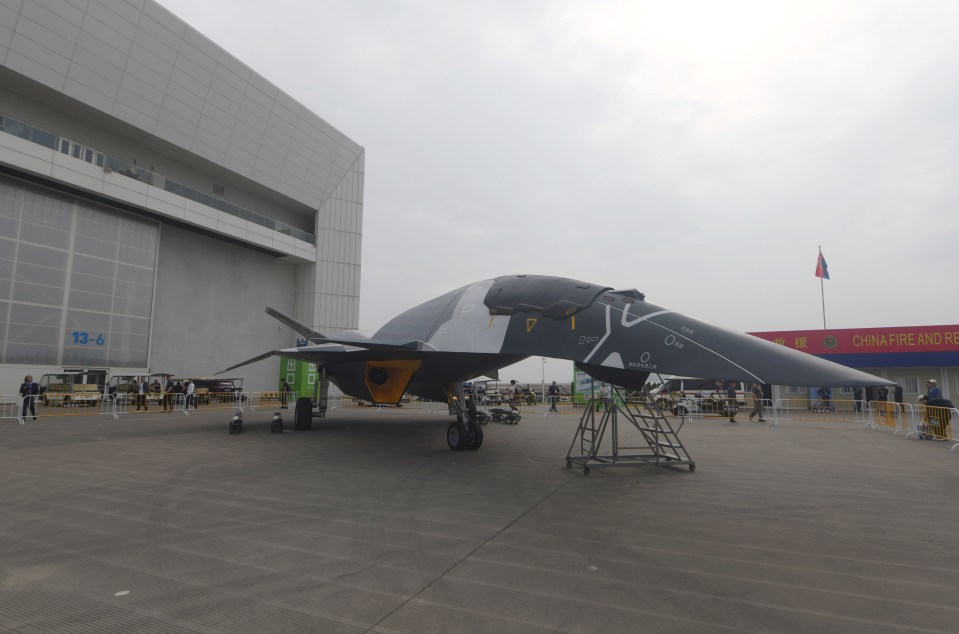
left=1, top=407, right=956, bottom=633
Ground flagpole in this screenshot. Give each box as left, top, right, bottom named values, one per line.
left=819, top=245, right=826, bottom=329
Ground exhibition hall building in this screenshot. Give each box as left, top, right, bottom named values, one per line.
left=0, top=0, right=363, bottom=392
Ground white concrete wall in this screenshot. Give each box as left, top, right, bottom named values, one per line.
left=0, top=0, right=363, bottom=213
left=150, top=224, right=296, bottom=391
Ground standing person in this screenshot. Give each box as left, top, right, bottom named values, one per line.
left=135, top=376, right=149, bottom=411
left=876, top=385, right=888, bottom=403
left=280, top=380, right=291, bottom=409
left=185, top=379, right=195, bottom=409
left=547, top=380, right=559, bottom=412
left=747, top=383, right=766, bottom=422
left=172, top=380, right=184, bottom=409
left=509, top=379, right=520, bottom=412
left=163, top=377, right=175, bottom=411
left=598, top=382, right=611, bottom=412
left=853, top=386, right=863, bottom=412
left=924, top=379, right=952, bottom=407
left=817, top=386, right=832, bottom=411
left=893, top=383, right=904, bottom=416
left=19, top=374, right=39, bottom=421
left=725, top=382, right=738, bottom=422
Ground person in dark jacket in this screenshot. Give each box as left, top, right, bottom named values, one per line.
left=19, top=375, right=39, bottom=420
left=135, top=376, right=149, bottom=411
left=547, top=381, right=559, bottom=412
left=163, top=378, right=175, bottom=411
left=726, top=382, right=738, bottom=423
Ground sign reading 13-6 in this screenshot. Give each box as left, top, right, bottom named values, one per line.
left=71, top=331, right=105, bottom=345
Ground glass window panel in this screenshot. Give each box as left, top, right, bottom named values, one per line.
left=117, top=237, right=156, bottom=266
left=69, top=289, right=113, bottom=312
left=9, top=302, right=61, bottom=329
left=76, top=205, right=120, bottom=241
left=111, top=315, right=150, bottom=336
left=74, top=234, right=118, bottom=258
left=71, top=271, right=115, bottom=295
left=116, top=265, right=153, bottom=285
left=63, top=346, right=108, bottom=366
left=0, top=246, right=13, bottom=278
left=4, top=118, right=30, bottom=139
left=13, top=261, right=65, bottom=287
left=0, top=215, right=17, bottom=239
left=30, top=127, right=57, bottom=149
left=16, top=243, right=68, bottom=269
left=72, top=254, right=115, bottom=279
left=112, top=296, right=151, bottom=318
left=114, top=278, right=153, bottom=301
left=13, top=281, right=64, bottom=305
left=19, top=222, right=70, bottom=248
left=5, top=342, right=58, bottom=365
left=65, top=309, right=111, bottom=332
left=7, top=321, right=60, bottom=346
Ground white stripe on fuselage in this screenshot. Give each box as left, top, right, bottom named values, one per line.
left=583, top=303, right=671, bottom=363
left=587, top=302, right=763, bottom=382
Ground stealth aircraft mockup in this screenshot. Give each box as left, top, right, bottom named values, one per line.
left=222, top=274, right=888, bottom=450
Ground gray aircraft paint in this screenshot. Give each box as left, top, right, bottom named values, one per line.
left=222, top=273, right=890, bottom=405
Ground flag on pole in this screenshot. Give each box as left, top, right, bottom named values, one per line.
left=815, top=249, right=830, bottom=280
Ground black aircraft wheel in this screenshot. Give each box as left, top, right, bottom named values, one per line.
left=447, top=423, right=468, bottom=451
left=467, top=422, right=484, bottom=450
left=294, top=397, right=313, bottom=430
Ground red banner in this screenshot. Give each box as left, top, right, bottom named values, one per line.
left=749, top=325, right=959, bottom=355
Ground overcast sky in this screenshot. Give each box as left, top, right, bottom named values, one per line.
left=158, top=0, right=958, bottom=382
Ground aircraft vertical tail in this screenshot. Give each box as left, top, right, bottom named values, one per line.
left=265, top=306, right=326, bottom=343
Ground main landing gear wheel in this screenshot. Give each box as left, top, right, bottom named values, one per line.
left=447, top=419, right=484, bottom=451
left=447, top=422, right=468, bottom=451
left=467, top=422, right=483, bottom=450
left=294, top=397, right=313, bottom=430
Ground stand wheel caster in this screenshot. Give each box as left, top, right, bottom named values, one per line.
left=689, top=462, right=696, bottom=472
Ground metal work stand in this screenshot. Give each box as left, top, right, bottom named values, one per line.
left=565, top=386, right=695, bottom=475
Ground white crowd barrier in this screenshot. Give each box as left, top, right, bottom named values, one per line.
left=1, top=394, right=27, bottom=424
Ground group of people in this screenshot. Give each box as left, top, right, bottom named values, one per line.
left=126, top=377, right=195, bottom=411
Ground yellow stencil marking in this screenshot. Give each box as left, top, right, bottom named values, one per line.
left=526, top=318, right=538, bottom=333
left=571, top=316, right=576, bottom=330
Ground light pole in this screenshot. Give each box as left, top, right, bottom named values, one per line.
left=541, top=357, right=547, bottom=406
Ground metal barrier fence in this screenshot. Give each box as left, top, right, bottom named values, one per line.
left=243, top=391, right=299, bottom=411
left=773, top=398, right=862, bottom=423
left=4, top=388, right=957, bottom=451
left=1, top=394, right=27, bottom=424
left=864, top=401, right=959, bottom=447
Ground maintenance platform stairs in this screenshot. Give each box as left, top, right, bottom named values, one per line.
left=566, top=386, right=695, bottom=475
